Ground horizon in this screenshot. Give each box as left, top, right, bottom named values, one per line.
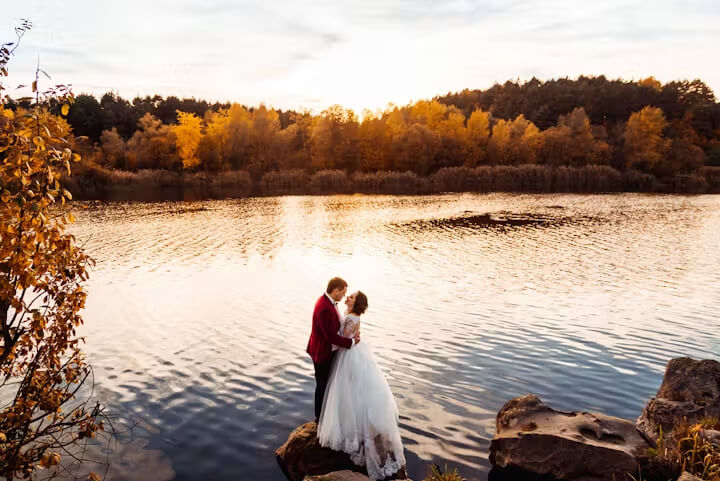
left=2, top=1, right=719, bottom=114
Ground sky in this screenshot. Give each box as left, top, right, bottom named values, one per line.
left=2, top=0, right=719, bottom=114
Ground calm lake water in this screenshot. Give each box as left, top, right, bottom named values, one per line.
left=68, top=193, right=720, bottom=481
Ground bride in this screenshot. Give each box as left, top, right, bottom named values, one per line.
left=317, top=291, right=406, bottom=481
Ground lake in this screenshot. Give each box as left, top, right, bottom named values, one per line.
left=68, top=193, right=720, bottom=481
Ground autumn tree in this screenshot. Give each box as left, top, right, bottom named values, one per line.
left=224, top=104, right=252, bottom=169
left=638, top=76, right=662, bottom=92
left=99, top=127, right=126, bottom=168
left=310, top=105, right=357, bottom=170
left=624, top=106, right=671, bottom=173
left=246, top=105, right=281, bottom=175
left=539, top=107, right=611, bottom=166
left=488, top=114, right=542, bottom=164
left=465, top=108, right=490, bottom=166
left=173, top=110, right=204, bottom=169
left=662, top=113, right=707, bottom=175
left=0, top=22, right=104, bottom=479
left=275, top=111, right=312, bottom=170
left=393, top=123, right=441, bottom=175
left=126, top=113, right=179, bottom=170
left=357, top=113, right=389, bottom=171
left=198, top=108, right=230, bottom=170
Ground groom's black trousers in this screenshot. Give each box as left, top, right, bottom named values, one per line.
left=313, top=352, right=336, bottom=422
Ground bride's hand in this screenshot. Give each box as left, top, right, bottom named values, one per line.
left=353, top=332, right=361, bottom=344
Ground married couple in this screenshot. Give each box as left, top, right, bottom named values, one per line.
left=306, top=277, right=405, bottom=481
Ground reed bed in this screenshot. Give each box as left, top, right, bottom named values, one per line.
left=65, top=164, right=710, bottom=200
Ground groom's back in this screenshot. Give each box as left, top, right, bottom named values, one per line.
left=307, top=294, right=334, bottom=363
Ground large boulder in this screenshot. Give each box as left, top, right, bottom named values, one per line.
left=489, top=394, right=652, bottom=481
left=276, top=422, right=407, bottom=481
left=637, top=357, right=720, bottom=442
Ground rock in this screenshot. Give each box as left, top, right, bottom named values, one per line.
left=304, top=471, right=374, bottom=481
left=489, top=394, right=652, bottom=481
left=677, top=472, right=703, bottom=481
left=303, top=470, right=412, bottom=481
left=637, top=357, right=720, bottom=442
left=276, top=422, right=364, bottom=481
left=701, top=428, right=720, bottom=445
left=276, top=422, right=408, bottom=481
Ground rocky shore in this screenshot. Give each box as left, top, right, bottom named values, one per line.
left=276, top=357, right=719, bottom=481
left=275, top=422, right=410, bottom=481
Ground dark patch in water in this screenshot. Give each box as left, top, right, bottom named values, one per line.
left=404, top=213, right=556, bottom=229
left=172, top=207, right=211, bottom=214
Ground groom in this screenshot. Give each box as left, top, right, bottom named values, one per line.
left=307, top=277, right=361, bottom=422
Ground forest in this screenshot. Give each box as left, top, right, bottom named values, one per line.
left=7, top=75, right=720, bottom=197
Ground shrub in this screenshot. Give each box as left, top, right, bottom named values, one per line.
left=0, top=22, right=105, bottom=478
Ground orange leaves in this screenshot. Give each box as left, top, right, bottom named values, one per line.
left=39, top=451, right=61, bottom=468
left=1, top=38, right=102, bottom=479
left=624, top=106, right=671, bottom=172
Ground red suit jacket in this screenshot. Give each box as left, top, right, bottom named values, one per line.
left=307, top=294, right=352, bottom=364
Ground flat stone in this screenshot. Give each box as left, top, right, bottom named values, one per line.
left=490, top=394, right=652, bottom=481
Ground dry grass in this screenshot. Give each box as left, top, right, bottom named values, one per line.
left=260, top=170, right=310, bottom=195
left=424, top=464, right=465, bottom=481
left=309, top=169, right=350, bottom=194
left=352, top=170, right=430, bottom=194
left=65, top=162, right=710, bottom=199
left=640, top=420, right=720, bottom=481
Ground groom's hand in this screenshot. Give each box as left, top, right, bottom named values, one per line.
left=353, top=332, right=361, bottom=345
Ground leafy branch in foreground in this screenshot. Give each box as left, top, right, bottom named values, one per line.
left=1, top=21, right=106, bottom=480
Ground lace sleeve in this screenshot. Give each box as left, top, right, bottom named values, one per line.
left=341, top=316, right=360, bottom=338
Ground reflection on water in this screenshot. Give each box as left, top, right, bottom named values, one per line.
left=68, top=193, right=720, bottom=481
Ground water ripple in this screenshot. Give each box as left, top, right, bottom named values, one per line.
left=65, top=194, right=720, bottom=481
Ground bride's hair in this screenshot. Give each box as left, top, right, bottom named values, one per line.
left=352, top=291, right=368, bottom=315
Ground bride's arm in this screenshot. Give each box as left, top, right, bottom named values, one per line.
left=341, top=317, right=360, bottom=338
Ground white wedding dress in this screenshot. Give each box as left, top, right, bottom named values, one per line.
left=317, top=314, right=406, bottom=481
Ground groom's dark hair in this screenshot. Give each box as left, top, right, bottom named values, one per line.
left=326, top=277, right=347, bottom=294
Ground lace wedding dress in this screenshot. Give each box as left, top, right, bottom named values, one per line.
left=317, top=314, right=406, bottom=480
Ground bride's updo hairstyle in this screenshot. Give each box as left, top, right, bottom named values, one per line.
left=352, top=291, right=368, bottom=315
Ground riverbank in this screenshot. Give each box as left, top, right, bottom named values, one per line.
left=65, top=164, right=720, bottom=201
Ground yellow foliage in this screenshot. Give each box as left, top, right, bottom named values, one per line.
left=1, top=28, right=105, bottom=479
left=173, top=110, right=204, bottom=169
left=624, top=106, right=671, bottom=172
left=639, top=76, right=663, bottom=92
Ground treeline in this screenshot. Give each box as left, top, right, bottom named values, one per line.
left=9, top=75, right=720, bottom=195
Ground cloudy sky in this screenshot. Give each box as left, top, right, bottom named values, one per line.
left=2, top=0, right=719, bottom=114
